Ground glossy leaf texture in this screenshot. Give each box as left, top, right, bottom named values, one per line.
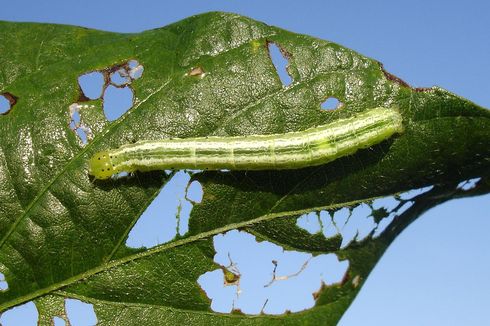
left=0, top=12, right=489, bottom=325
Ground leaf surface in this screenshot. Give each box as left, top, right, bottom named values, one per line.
left=0, top=12, right=489, bottom=324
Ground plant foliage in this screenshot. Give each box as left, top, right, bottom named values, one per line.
left=0, top=12, right=488, bottom=325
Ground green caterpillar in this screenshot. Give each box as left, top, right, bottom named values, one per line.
left=88, top=107, right=403, bottom=180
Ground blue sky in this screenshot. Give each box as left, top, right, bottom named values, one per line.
left=0, top=1, right=489, bottom=325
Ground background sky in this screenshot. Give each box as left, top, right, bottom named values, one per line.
left=0, top=1, right=489, bottom=325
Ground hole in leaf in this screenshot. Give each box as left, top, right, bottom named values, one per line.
left=78, top=72, right=105, bottom=100
left=0, top=93, right=17, bottom=115
left=395, top=201, right=413, bottom=216
left=296, top=191, right=426, bottom=246
left=372, top=216, right=396, bottom=238
left=128, top=60, right=139, bottom=69
left=126, top=171, right=195, bottom=248
left=186, top=180, right=203, bottom=204
left=457, top=177, right=481, bottom=191
left=321, top=97, right=342, bottom=111
left=198, top=230, right=349, bottom=315
left=296, top=212, right=322, bottom=234
left=53, top=317, right=66, bottom=326
left=111, top=171, right=129, bottom=180
left=299, top=208, right=353, bottom=247
left=65, top=299, right=97, bottom=326
left=369, top=195, right=415, bottom=237
left=110, top=68, right=131, bottom=86
left=319, top=210, right=337, bottom=238
left=0, top=301, right=38, bottom=325
left=398, top=185, right=434, bottom=200
left=267, top=42, right=292, bottom=86
left=176, top=196, right=193, bottom=236
left=103, top=85, right=133, bottom=121
left=0, top=272, right=9, bottom=291
left=332, top=206, right=376, bottom=248
left=68, top=103, right=89, bottom=145
left=128, top=60, right=144, bottom=79
left=0, top=94, right=11, bottom=114
left=372, top=196, right=399, bottom=212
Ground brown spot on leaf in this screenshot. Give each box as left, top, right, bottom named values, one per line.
left=187, top=66, right=205, bottom=77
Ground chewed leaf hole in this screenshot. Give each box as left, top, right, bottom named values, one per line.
left=296, top=212, right=322, bottom=234
left=0, top=93, right=16, bottom=115
left=0, top=301, right=38, bottom=325
left=321, top=97, right=342, bottom=111
left=296, top=201, right=390, bottom=246
left=110, top=68, right=131, bottom=86
left=0, top=95, right=10, bottom=114
left=103, top=85, right=133, bottom=121
left=198, top=230, right=349, bottom=315
left=267, top=42, right=292, bottom=86
left=296, top=185, right=434, bottom=246
left=109, top=60, right=144, bottom=86
left=65, top=299, right=97, bottom=326
left=78, top=72, right=105, bottom=100
left=0, top=272, right=8, bottom=291
left=186, top=180, right=203, bottom=204
left=457, top=177, right=481, bottom=191
left=128, top=60, right=144, bottom=79
left=126, top=171, right=197, bottom=248
left=111, top=171, right=129, bottom=180
left=77, top=61, right=143, bottom=122
left=68, top=103, right=90, bottom=145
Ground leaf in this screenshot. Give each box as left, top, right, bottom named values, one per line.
left=0, top=12, right=489, bottom=325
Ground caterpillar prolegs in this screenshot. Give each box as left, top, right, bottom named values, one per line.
left=88, top=107, right=403, bottom=180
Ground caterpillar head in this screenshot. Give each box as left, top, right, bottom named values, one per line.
left=88, top=151, right=115, bottom=180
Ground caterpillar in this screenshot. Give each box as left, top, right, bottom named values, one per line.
left=88, top=107, right=403, bottom=180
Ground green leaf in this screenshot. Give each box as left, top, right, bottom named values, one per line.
left=0, top=12, right=489, bottom=324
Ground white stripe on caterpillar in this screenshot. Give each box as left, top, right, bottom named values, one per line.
left=88, top=107, right=403, bottom=180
